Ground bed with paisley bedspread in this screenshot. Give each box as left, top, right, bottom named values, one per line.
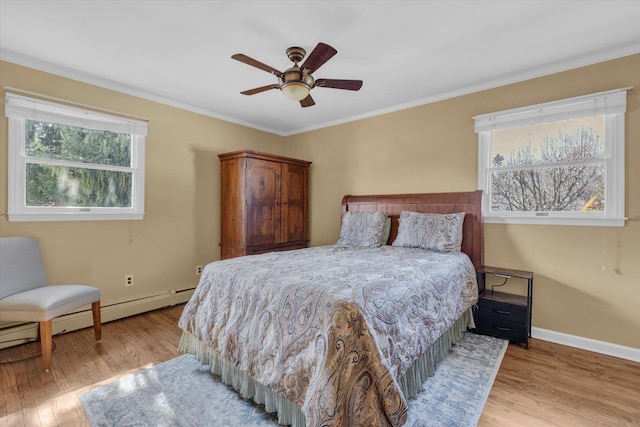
left=178, top=191, right=484, bottom=427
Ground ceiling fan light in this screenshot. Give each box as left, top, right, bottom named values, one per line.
left=281, top=82, right=310, bottom=101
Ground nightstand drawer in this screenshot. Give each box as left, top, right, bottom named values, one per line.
left=477, top=321, right=528, bottom=342
left=478, top=298, right=527, bottom=323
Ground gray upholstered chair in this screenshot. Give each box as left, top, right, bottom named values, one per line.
left=0, top=236, right=101, bottom=370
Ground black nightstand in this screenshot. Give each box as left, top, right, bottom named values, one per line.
left=476, top=266, right=533, bottom=348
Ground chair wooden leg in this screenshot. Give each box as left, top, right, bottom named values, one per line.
left=92, top=301, right=102, bottom=342
left=39, top=320, right=52, bottom=371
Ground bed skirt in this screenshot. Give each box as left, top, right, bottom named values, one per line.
left=178, top=308, right=474, bottom=427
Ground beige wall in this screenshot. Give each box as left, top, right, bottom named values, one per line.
left=288, top=54, right=640, bottom=350
left=1, top=54, right=638, bottom=350
left=0, top=61, right=286, bottom=307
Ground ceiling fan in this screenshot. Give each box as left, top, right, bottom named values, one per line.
left=231, top=42, right=363, bottom=107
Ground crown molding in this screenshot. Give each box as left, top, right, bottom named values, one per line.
left=0, top=49, right=287, bottom=136
left=3, top=39, right=640, bottom=137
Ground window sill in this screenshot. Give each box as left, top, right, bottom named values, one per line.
left=483, top=216, right=626, bottom=227
left=8, top=212, right=144, bottom=222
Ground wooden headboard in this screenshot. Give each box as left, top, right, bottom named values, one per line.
left=341, top=190, right=484, bottom=269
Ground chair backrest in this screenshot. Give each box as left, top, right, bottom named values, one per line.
left=0, top=236, right=48, bottom=299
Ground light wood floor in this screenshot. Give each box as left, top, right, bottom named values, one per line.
left=1, top=304, right=639, bottom=426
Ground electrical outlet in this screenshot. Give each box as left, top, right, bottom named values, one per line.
left=125, top=274, right=134, bottom=287
left=196, top=265, right=203, bottom=275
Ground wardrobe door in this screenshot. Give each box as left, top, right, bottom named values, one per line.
left=281, top=162, right=308, bottom=244
left=245, top=158, right=281, bottom=246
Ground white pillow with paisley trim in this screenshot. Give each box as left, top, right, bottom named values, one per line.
left=392, top=211, right=465, bottom=252
left=336, top=211, right=388, bottom=247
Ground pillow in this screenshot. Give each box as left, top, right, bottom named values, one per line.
left=336, top=211, right=388, bottom=247
left=392, top=211, right=465, bottom=252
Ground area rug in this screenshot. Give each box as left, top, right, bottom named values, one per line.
left=79, top=332, right=508, bottom=427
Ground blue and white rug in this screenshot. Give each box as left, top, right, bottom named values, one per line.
left=80, top=332, right=507, bottom=427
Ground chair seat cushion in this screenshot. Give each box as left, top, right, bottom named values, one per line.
left=0, top=285, right=100, bottom=322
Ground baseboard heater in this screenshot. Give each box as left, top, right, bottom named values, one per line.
left=0, top=287, right=195, bottom=350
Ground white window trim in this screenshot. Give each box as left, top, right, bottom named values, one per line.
left=5, top=92, right=147, bottom=222
left=474, top=88, right=630, bottom=227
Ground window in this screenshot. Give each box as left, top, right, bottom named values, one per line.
left=5, top=92, right=147, bottom=221
left=474, top=88, right=629, bottom=227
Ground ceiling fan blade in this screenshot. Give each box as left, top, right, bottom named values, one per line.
left=300, top=42, right=337, bottom=74
left=240, top=84, right=280, bottom=95
left=300, top=94, right=315, bottom=108
left=315, top=79, right=363, bottom=91
left=232, top=54, right=281, bottom=75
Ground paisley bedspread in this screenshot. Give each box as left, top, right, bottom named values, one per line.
left=178, top=245, right=478, bottom=427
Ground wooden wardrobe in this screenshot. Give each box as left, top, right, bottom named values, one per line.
left=218, top=149, right=312, bottom=259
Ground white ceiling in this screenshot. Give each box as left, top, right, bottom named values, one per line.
left=1, top=1, right=640, bottom=136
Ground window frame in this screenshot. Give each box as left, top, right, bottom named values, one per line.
left=474, top=88, right=629, bottom=227
left=5, top=92, right=147, bottom=222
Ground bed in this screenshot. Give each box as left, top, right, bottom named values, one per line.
left=178, top=190, right=483, bottom=427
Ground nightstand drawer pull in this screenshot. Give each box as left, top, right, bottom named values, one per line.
left=494, top=326, right=511, bottom=331
left=493, top=308, right=511, bottom=315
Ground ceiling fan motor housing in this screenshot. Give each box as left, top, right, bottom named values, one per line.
left=282, top=67, right=314, bottom=87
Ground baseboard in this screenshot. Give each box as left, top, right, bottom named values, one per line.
left=0, top=287, right=195, bottom=350
left=5, top=294, right=637, bottom=363
left=532, top=327, right=640, bottom=363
